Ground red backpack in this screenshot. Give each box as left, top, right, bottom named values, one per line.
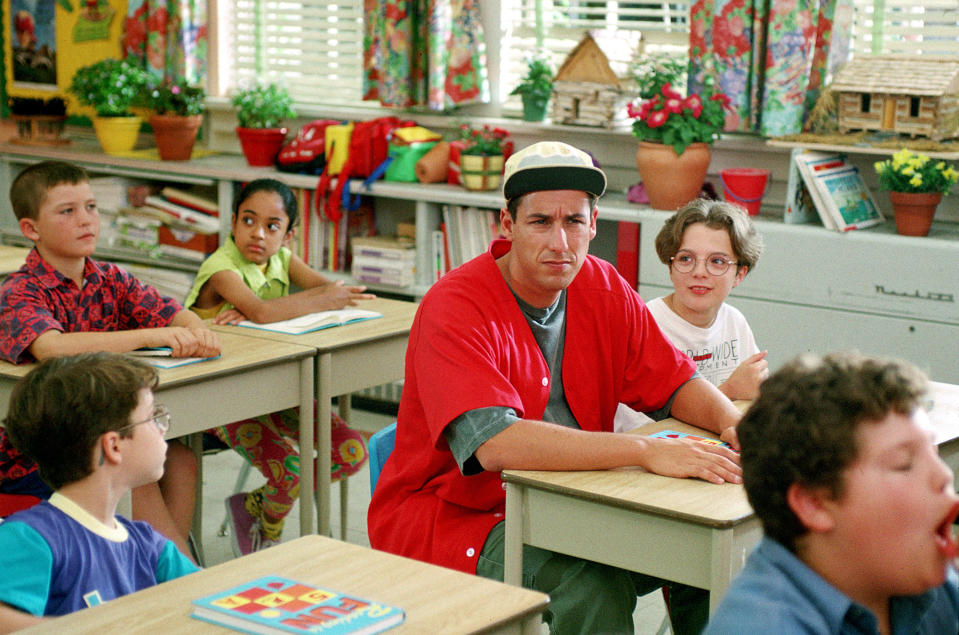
left=317, top=116, right=414, bottom=222
left=275, top=119, right=341, bottom=174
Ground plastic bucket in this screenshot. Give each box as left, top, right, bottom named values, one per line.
left=720, top=168, right=770, bottom=216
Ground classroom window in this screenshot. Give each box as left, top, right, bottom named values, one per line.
left=849, top=0, right=959, bottom=56
left=213, top=0, right=959, bottom=114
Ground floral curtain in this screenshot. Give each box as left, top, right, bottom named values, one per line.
left=122, top=0, right=207, bottom=84
left=363, top=0, right=490, bottom=110
left=689, top=0, right=850, bottom=137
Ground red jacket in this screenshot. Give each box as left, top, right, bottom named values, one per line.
left=368, top=239, right=694, bottom=573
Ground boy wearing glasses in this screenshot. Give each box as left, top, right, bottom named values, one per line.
left=0, top=353, right=199, bottom=630
left=650, top=199, right=767, bottom=401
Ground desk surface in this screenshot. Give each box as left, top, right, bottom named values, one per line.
left=0, top=329, right=314, bottom=396
left=0, top=243, right=29, bottom=275
left=504, top=418, right=752, bottom=528
left=23, top=535, right=549, bottom=634
left=210, top=297, right=419, bottom=349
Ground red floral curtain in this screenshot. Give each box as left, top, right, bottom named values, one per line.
left=363, top=0, right=490, bottom=110
left=122, top=0, right=207, bottom=83
left=689, top=0, right=849, bottom=137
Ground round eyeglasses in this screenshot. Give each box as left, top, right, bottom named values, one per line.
left=118, top=404, right=171, bottom=436
left=669, top=251, right=739, bottom=276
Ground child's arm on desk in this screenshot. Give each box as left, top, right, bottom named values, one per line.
left=0, top=602, right=44, bottom=633
left=29, top=311, right=220, bottom=360
left=210, top=256, right=374, bottom=325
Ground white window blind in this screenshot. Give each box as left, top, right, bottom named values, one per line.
left=499, top=0, right=690, bottom=107
left=850, top=0, right=959, bottom=56
left=228, top=1, right=365, bottom=106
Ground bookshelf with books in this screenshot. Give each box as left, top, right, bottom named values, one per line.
left=3, top=141, right=958, bottom=384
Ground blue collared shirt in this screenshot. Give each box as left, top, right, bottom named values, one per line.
left=706, top=537, right=959, bottom=635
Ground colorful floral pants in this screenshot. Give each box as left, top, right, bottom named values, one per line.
left=212, top=404, right=368, bottom=522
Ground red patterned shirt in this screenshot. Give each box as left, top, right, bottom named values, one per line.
left=0, top=248, right=182, bottom=483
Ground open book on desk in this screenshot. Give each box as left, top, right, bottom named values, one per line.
left=128, top=347, right=221, bottom=369
left=237, top=308, right=383, bottom=335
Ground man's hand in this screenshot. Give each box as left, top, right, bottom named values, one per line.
left=641, top=437, right=742, bottom=485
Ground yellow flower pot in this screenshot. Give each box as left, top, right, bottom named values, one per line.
left=460, top=154, right=504, bottom=191
left=92, top=115, right=142, bottom=155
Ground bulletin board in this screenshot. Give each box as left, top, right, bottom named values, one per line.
left=3, top=0, right=126, bottom=114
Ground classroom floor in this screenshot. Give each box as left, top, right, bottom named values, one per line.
left=196, top=405, right=670, bottom=634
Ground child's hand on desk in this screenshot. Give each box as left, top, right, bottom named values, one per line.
left=720, top=351, right=769, bottom=401
left=213, top=308, right=249, bottom=325
left=153, top=326, right=221, bottom=358
left=642, top=437, right=742, bottom=485
left=315, top=280, right=376, bottom=309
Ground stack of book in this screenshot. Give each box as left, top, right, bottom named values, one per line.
left=784, top=149, right=884, bottom=232
left=351, top=236, right=416, bottom=288
left=440, top=205, right=499, bottom=271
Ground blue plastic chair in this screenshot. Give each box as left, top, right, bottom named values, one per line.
left=368, top=422, right=397, bottom=493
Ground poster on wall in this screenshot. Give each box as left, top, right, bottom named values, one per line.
left=9, top=0, right=57, bottom=90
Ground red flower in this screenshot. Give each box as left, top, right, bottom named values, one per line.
left=665, top=97, right=684, bottom=114
left=661, top=82, right=683, bottom=101
left=646, top=110, right=668, bottom=128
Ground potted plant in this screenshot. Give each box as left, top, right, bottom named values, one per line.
left=510, top=52, right=553, bottom=122
left=147, top=78, right=206, bottom=161
left=874, top=148, right=959, bottom=236
left=231, top=82, right=297, bottom=166
left=8, top=97, right=68, bottom=146
left=458, top=124, right=512, bottom=191
left=627, top=54, right=730, bottom=210
left=68, top=57, right=149, bottom=155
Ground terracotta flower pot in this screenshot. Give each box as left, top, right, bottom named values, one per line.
left=635, top=141, right=711, bottom=211
left=889, top=191, right=942, bottom=237
left=236, top=126, right=289, bottom=167
left=150, top=114, right=202, bottom=161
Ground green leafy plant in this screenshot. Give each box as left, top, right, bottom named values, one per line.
left=231, top=82, right=296, bottom=129
left=459, top=124, right=511, bottom=156
left=148, top=78, right=206, bottom=116
left=68, top=58, right=149, bottom=117
left=510, top=52, right=553, bottom=100
left=627, top=54, right=729, bottom=156
left=874, top=149, right=959, bottom=194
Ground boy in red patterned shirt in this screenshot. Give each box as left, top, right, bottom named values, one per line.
left=0, top=161, right=220, bottom=561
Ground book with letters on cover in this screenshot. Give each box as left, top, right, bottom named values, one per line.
left=793, top=151, right=847, bottom=231
left=237, top=308, right=383, bottom=335
left=191, top=575, right=405, bottom=635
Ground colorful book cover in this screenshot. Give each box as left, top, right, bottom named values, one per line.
left=648, top=429, right=732, bottom=449
left=191, top=575, right=404, bottom=634
left=814, top=165, right=884, bottom=231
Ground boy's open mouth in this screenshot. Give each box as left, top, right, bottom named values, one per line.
left=935, top=500, right=959, bottom=559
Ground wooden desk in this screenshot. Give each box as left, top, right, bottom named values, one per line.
left=0, top=244, right=29, bottom=276
left=0, top=331, right=316, bottom=555
left=212, top=297, right=418, bottom=536
left=24, top=535, right=549, bottom=634
left=502, top=418, right=759, bottom=614
left=502, top=381, right=959, bottom=615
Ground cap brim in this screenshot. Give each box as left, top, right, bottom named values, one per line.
left=504, top=165, right=607, bottom=201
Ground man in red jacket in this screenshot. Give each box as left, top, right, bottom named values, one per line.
left=369, top=141, right=743, bottom=634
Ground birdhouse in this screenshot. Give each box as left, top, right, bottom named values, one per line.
left=830, top=55, right=959, bottom=141
left=551, top=30, right=641, bottom=129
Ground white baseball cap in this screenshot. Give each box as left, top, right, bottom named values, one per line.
left=502, top=141, right=607, bottom=202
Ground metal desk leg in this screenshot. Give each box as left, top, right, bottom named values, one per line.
left=298, top=356, right=315, bottom=536
left=504, top=481, right=524, bottom=587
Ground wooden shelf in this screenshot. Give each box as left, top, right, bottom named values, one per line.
left=766, top=138, right=959, bottom=160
